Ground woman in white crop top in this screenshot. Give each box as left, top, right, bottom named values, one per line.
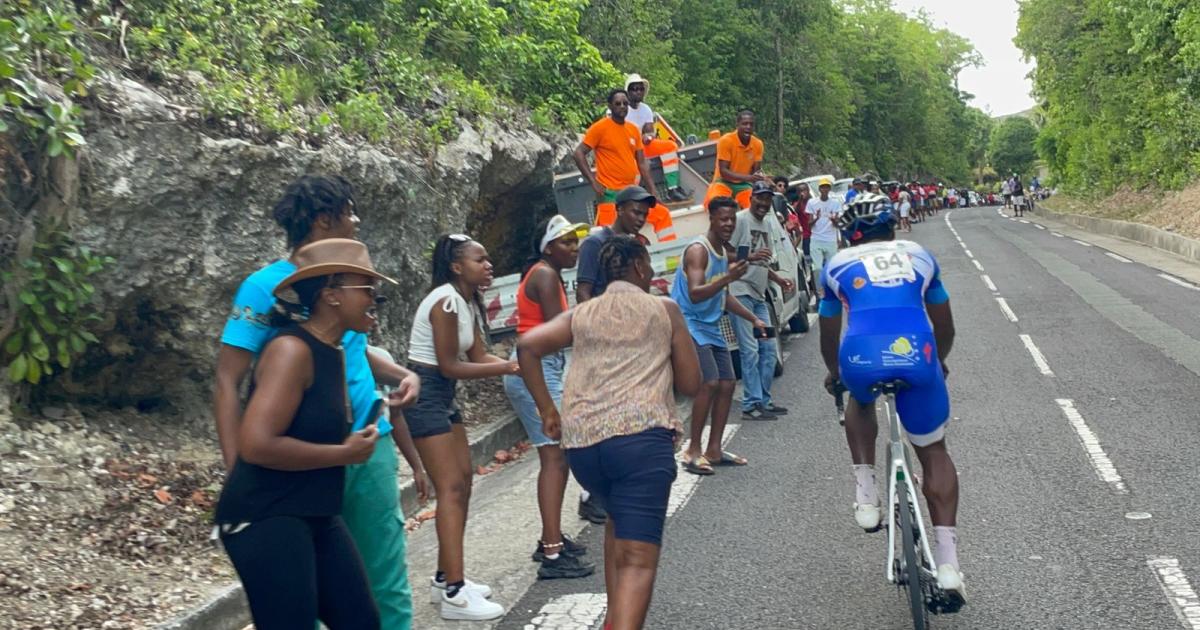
left=405, top=234, right=518, bottom=621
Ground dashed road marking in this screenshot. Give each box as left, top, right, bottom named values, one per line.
left=1019, top=219, right=1031, bottom=224
left=523, top=593, right=607, bottom=630
left=964, top=249, right=974, bottom=258
left=981, top=274, right=998, bottom=292
left=1105, top=252, right=1133, bottom=263
left=1055, top=399, right=1126, bottom=493
left=1034, top=224, right=1046, bottom=230
left=1051, top=232, right=1064, bottom=238
left=1147, top=556, right=1200, bottom=629
left=996, top=297, right=1019, bottom=323
left=1019, top=334, right=1054, bottom=376
left=972, top=259, right=984, bottom=272
left=1159, top=273, right=1200, bottom=291
left=1072, top=239, right=1092, bottom=247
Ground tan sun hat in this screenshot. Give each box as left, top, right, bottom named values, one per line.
left=273, top=238, right=397, bottom=301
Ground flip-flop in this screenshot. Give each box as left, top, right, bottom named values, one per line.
left=710, top=451, right=748, bottom=466
left=682, top=455, right=715, bottom=476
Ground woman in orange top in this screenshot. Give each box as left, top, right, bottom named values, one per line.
left=503, top=215, right=596, bottom=580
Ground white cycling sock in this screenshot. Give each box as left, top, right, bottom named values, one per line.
left=853, top=465, right=877, bottom=505
left=934, top=526, right=959, bottom=569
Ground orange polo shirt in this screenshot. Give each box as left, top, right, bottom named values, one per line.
left=713, top=132, right=764, bottom=182
left=582, top=117, right=645, bottom=190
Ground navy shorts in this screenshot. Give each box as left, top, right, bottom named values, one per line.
left=694, top=342, right=735, bottom=383
left=566, top=428, right=677, bottom=545
left=839, top=333, right=949, bottom=447
left=404, top=363, right=463, bottom=438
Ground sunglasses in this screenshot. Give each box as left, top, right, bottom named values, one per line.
left=337, top=284, right=388, bottom=304
left=448, top=233, right=471, bottom=242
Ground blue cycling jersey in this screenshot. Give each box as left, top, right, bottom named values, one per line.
left=817, top=239, right=949, bottom=337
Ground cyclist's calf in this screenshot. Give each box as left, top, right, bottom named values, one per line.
left=912, top=440, right=959, bottom=527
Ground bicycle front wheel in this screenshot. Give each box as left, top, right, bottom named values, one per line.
left=896, top=481, right=928, bottom=630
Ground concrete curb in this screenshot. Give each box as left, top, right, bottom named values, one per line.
left=156, top=413, right=524, bottom=630
left=1035, top=203, right=1200, bottom=264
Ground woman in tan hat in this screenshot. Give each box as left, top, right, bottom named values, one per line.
left=407, top=234, right=517, bottom=621
left=503, top=215, right=595, bottom=580
left=213, top=238, right=396, bottom=629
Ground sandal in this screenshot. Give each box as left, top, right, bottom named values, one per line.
left=682, top=455, right=715, bottom=476
left=710, top=451, right=748, bottom=466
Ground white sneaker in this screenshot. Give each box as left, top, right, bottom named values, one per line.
left=429, top=577, right=493, bottom=605
left=936, top=564, right=967, bottom=607
left=440, top=586, right=505, bottom=621
left=854, top=502, right=882, bottom=531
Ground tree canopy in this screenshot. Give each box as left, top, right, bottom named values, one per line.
left=988, top=117, right=1038, bottom=180
left=1016, top=0, right=1200, bottom=193
left=3, top=0, right=993, bottom=182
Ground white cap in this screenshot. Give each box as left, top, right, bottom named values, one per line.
left=540, top=215, right=589, bottom=253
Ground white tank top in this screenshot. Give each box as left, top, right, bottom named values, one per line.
left=407, top=284, right=479, bottom=365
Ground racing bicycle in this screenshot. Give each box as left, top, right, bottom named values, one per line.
left=833, top=380, right=963, bottom=629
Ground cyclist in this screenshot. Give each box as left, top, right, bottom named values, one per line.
left=816, top=193, right=964, bottom=606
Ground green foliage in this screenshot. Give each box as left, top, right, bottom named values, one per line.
left=988, top=117, right=1038, bottom=180
left=1017, top=0, right=1200, bottom=193
left=2, top=230, right=112, bottom=385
left=0, top=1, right=94, bottom=156
left=580, top=0, right=987, bottom=182
left=116, top=0, right=620, bottom=139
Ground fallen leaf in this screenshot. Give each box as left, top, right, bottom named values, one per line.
left=153, top=488, right=172, bottom=504
left=136, top=473, right=158, bottom=487
left=476, top=465, right=489, bottom=476
left=189, top=490, right=211, bottom=509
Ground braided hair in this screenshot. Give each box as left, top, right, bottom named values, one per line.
left=431, top=233, right=490, bottom=334
left=272, top=174, right=356, bottom=249
left=598, top=234, right=648, bottom=287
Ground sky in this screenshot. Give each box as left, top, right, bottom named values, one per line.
left=891, top=0, right=1036, bottom=117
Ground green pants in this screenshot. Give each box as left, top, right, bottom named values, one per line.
left=343, top=438, right=413, bottom=630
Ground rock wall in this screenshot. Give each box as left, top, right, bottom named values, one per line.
left=9, top=75, right=571, bottom=422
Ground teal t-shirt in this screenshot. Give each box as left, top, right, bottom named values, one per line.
left=220, top=259, right=390, bottom=435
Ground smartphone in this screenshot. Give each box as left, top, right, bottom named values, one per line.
left=736, top=245, right=750, bottom=261
left=754, top=326, right=777, bottom=339
left=363, top=398, right=385, bottom=428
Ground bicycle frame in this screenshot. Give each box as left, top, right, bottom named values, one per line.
left=882, top=393, right=937, bottom=584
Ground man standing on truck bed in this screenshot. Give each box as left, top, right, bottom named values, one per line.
left=623, top=73, right=690, bottom=203
left=573, top=89, right=677, bottom=243
left=704, top=109, right=768, bottom=210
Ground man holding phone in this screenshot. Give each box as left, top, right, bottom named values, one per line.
left=730, top=181, right=795, bottom=420
left=672, top=196, right=768, bottom=475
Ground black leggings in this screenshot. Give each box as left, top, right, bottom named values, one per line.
left=220, top=515, right=380, bottom=630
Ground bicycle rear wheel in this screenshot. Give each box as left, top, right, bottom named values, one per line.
left=896, top=480, right=928, bottom=630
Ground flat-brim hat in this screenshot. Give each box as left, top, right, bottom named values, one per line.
left=273, top=238, right=397, bottom=301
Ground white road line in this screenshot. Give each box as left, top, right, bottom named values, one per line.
left=1055, top=399, right=1126, bottom=493
left=972, top=259, right=985, bottom=271
left=669, top=424, right=740, bottom=517
left=523, top=593, right=607, bottom=630
left=964, top=249, right=974, bottom=258
left=1072, top=239, right=1093, bottom=247
left=1051, top=232, right=1064, bottom=238
left=1159, top=273, right=1200, bottom=291
left=1105, top=252, right=1133, bottom=263
left=1019, top=334, right=1054, bottom=376
left=996, top=297, right=1019, bottom=323
left=1034, top=224, right=1046, bottom=230
left=981, top=274, right=998, bottom=292
left=1147, top=557, right=1200, bottom=629
left=1019, top=219, right=1031, bottom=224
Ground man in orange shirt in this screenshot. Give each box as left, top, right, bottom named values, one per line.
left=704, top=110, right=769, bottom=210
left=572, top=89, right=677, bottom=242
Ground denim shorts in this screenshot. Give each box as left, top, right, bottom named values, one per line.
left=694, top=341, right=735, bottom=383
left=566, top=428, right=677, bottom=546
left=503, top=349, right=566, bottom=448
left=403, top=363, right=462, bottom=439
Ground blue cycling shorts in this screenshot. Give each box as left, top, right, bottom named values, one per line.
left=839, top=333, right=949, bottom=446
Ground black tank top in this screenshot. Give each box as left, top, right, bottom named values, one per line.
left=215, top=325, right=350, bottom=523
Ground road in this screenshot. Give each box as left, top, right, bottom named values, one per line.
left=407, top=206, right=1200, bottom=630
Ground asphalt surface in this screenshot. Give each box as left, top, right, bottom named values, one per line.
left=487, top=206, right=1200, bottom=630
